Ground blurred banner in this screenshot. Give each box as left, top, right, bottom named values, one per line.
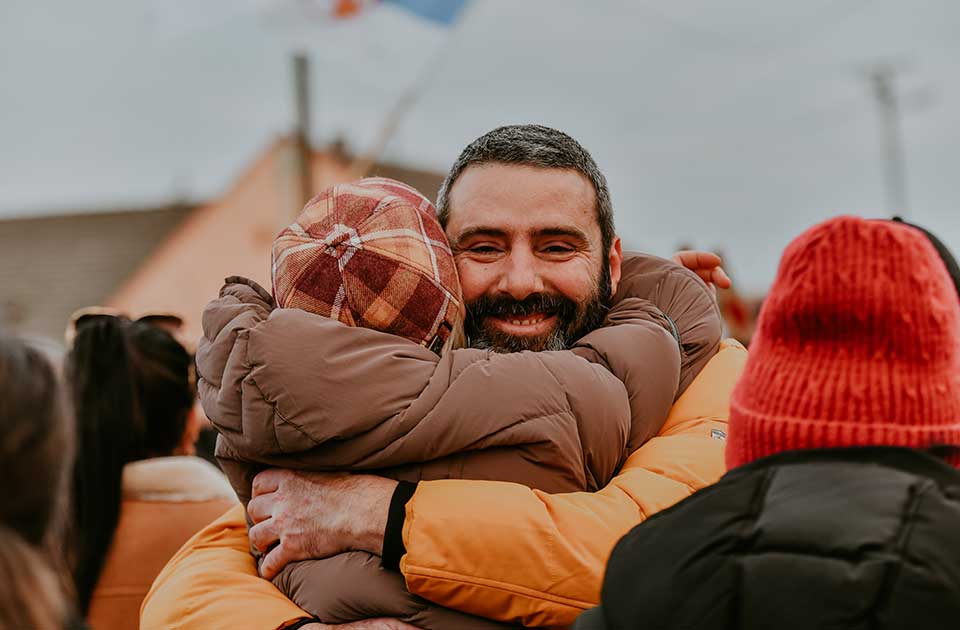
left=327, top=0, right=469, bottom=24
left=324, top=0, right=467, bottom=26
left=382, top=0, right=469, bottom=25
left=147, top=0, right=468, bottom=40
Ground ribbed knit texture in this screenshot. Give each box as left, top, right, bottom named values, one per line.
left=727, top=216, right=960, bottom=469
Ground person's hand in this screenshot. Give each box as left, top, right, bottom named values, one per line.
left=247, top=470, right=398, bottom=580
left=671, top=250, right=732, bottom=290
left=300, top=619, right=421, bottom=630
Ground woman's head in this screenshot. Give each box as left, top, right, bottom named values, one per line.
left=69, top=317, right=195, bottom=459
left=726, top=215, right=960, bottom=469
left=0, top=334, right=72, bottom=629
left=66, top=316, right=195, bottom=611
left=272, top=177, right=464, bottom=354
left=0, top=335, right=70, bottom=545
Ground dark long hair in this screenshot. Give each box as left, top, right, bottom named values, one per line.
left=0, top=334, right=73, bottom=629
left=66, top=317, right=194, bottom=613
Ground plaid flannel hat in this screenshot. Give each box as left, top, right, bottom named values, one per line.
left=272, top=177, right=461, bottom=351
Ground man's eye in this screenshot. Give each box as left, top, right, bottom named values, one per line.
left=542, top=245, right=575, bottom=254
left=470, top=246, right=500, bottom=254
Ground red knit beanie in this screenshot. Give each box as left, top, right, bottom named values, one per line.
left=272, top=177, right=461, bottom=351
left=727, top=215, right=960, bottom=469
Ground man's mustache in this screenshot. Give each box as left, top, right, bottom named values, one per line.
left=466, top=293, right=577, bottom=320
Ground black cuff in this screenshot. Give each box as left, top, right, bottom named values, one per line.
left=284, top=617, right=320, bottom=630
left=382, top=481, right=418, bottom=571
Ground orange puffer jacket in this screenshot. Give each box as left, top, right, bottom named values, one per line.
left=141, top=340, right=746, bottom=629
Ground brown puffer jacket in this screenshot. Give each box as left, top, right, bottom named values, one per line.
left=196, top=252, right=721, bottom=629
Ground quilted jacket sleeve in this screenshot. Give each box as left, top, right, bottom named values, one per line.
left=613, top=253, right=723, bottom=395
left=139, top=504, right=310, bottom=630
left=398, top=340, right=747, bottom=628
left=572, top=296, right=681, bottom=452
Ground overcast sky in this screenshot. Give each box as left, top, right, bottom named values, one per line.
left=2, top=0, right=958, bottom=292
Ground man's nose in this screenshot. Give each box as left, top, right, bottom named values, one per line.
left=496, top=251, right=544, bottom=300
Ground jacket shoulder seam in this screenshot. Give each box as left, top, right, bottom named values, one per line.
left=870, top=478, right=931, bottom=618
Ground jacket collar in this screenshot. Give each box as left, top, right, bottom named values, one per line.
left=726, top=446, right=960, bottom=489
left=122, top=456, right=236, bottom=503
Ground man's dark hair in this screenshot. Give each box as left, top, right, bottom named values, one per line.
left=436, top=124, right=616, bottom=254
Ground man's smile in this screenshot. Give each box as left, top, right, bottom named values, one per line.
left=485, top=313, right=558, bottom=336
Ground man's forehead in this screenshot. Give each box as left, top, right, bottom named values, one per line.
left=445, top=163, right=600, bottom=239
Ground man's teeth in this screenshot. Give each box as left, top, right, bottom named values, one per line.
left=507, top=316, right=546, bottom=326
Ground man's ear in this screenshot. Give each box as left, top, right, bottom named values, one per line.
left=608, top=237, right=623, bottom=296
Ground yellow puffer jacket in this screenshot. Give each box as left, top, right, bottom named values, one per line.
left=140, top=340, right=747, bottom=630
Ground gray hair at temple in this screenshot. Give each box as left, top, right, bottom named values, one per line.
left=436, top=124, right=617, bottom=254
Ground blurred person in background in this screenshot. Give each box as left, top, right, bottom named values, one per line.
left=0, top=334, right=79, bottom=630
left=67, top=316, right=236, bottom=630
left=66, top=308, right=223, bottom=470
left=141, top=124, right=744, bottom=630
left=574, top=216, right=960, bottom=630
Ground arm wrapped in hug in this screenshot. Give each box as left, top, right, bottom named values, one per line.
left=197, top=277, right=635, bottom=503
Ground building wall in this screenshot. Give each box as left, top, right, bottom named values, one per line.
left=0, top=137, right=445, bottom=347
left=0, top=205, right=192, bottom=341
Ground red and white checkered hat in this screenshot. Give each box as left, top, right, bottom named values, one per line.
left=272, top=177, right=461, bottom=351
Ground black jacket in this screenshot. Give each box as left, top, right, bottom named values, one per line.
left=575, top=447, right=960, bottom=630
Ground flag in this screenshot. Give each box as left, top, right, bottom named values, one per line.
left=257, top=0, right=376, bottom=23
left=260, top=0, right=469, bottom=25
left=333, top=0, right=364, bottom=18
left=383, top=0, right=469, bottom=25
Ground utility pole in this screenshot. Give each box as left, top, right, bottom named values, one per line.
left=293, top=52, right=313, bottom=206
left=868, top=64, right=909, bottom=218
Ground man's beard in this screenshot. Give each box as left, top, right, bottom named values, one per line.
left=465, top=264, right=612, bottom=352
